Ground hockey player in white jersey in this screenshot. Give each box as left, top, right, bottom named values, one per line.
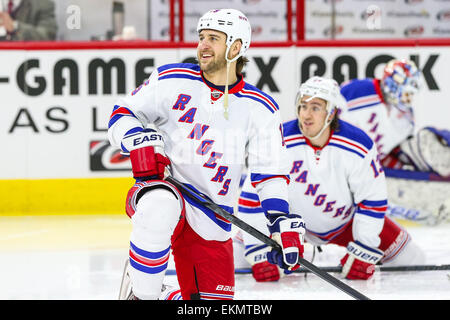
left=237, top=76, right=425, bottom=282
left=340, top=59, right=450, bottom=224
left=340, top=59, right=450, bottom=178
left=108, top=8, right=304, bottom=300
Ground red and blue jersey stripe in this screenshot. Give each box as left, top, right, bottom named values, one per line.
left=249, top=174, right=290, bottom=215
left=307, top=219, right=352, bottom=243
left=340, top=78, right=384, bottom=111
left=240, top=175, right=290, bottom=216
left=250, top=173, right=289, bottom=188
left=108, top=105, right=138, bottom=128
left=283, top=119, right=306, bottom=149
left=357, top=199, right=387, bottom=219
left=234, top=83, right=279, bottom=114
left=238, top=191, right=264, bottom=214
left=157, top=63, right=203, bottom=82
left=331, top=120, right=373, bottom=158
left=282, top=119, right=373, bottom=158
left=156, top=63, right=279, bottom=115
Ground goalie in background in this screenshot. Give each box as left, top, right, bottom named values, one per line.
left=235, top=76, right=425, bottom=283
left=339, top=59, right=450, bottom=224
left=339, top=59, right=450, bottom=178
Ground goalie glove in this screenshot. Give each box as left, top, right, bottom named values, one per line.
left=266, top=214, right=305, bottom=271
left=341, top=241, right=383, bottom=280
left=244, top=244, right=291, bottom=282
left=121, top=128, right=171, bottom=180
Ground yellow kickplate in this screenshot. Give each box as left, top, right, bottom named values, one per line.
left=0, top=177, right=135, bottom=215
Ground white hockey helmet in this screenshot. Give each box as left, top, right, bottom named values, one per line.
left=197, top=9, right=252, bottom=62
left=296, top=76, right=347, bottom=115
left=296, top=76, right=347, bottom=140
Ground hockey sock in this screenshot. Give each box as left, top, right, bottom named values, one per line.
left=128, top=189, right=181, bottom=299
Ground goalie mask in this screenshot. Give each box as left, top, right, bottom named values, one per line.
left=382, top=59, right=421, bottom=112
left=296, top=76, right=347, bottom=140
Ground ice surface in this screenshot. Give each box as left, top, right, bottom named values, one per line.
left=0, top=214, right=449, bottom=300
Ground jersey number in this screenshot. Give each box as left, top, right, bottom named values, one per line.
left=370, top=157, right=383, bottom=178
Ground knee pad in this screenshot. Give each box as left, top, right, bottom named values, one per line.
left=132, top=187, right=183, bottom=244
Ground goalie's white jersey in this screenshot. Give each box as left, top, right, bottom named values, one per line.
left=239, top=119, right=388, bottom=249
left=339, top=78, right=415, bottom=158
left=108, top=63, right=290, bottom=241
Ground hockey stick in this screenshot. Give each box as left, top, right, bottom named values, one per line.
left=234, top=264, right=450, bottom=274
left=166, top=176, right=371, bottom=300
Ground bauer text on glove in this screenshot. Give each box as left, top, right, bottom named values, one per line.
left=245, top=244, right=292, bottom=282
left=341, top=240, right=383, bottom=280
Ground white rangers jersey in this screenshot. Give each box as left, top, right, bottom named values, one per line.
left=339, top=78, right=415, bottom=159
left=238, top=119, right=388, bottom=249
left=108, top=63, right=290, bottom=241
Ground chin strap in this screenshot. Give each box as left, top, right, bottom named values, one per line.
left=299, top=113, right=333, bottom=141
left=223, top=60, right=231, bottom=120
left=298, top=97, right=336, bottom=141
left=223, top=45, right=242, bottom=121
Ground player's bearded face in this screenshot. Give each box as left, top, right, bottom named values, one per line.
left=298, top=96, right=329, bottom=137
left=197, top=30, right=228, bottom=74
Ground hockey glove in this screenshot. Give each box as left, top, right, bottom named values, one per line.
left=244, top=244, right=292, bottom=282
left=266, top=214, right=305, bottom=271
left=121, top=128, right=171, bottom=180
left=341, top=241, right=383, bottom=280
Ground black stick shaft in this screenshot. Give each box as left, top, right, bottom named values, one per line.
left=376, top=264, right=450, bottom=272
left=166, top=177, right=371, bottom=301
left=236, top=264, right=450, bottom=274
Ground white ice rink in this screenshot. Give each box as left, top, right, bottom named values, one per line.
left=1, top=214, right=449, bottom=300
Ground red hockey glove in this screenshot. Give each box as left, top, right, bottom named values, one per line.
left=341, top=241, right=383, bottom=280
left=121, top=129, right=170, bottom=180
left=252, top=261, right=281, bottom=282
left=245, top=244, right=290, bottom=282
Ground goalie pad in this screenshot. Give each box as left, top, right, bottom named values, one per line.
left=385, top=170, right=450, bottom=225
left=399, top=127, right=450, bottom=177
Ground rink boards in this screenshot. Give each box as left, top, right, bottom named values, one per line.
left=1, top=41, right=449, bottom=215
